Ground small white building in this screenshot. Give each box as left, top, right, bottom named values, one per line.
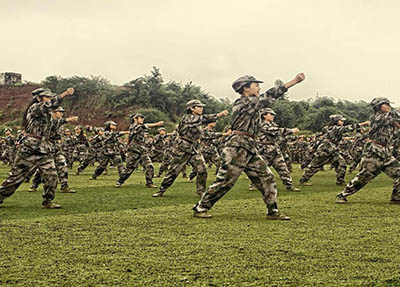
left=0, top=72, right=22, bottom=85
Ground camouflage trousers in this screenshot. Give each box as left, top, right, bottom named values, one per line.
left=261, top=145, right=293, bottom=189
left=281, top=148, right=292, bottom=172
left=157, top=152, right=172, bottom=176
left=64, top=150, right=74, bottom=168
left=189, top=152, right=221, bottom=180
left=93, top=153, right=123, bottom=178
left=159, top=149, right=207, bottom=195
left=117, top=150, right=154, bottom=185
left=77, top=152, right=98, bottom=173
left=300, top=145, right=346, bottom=184
left=194, top=146, right=278, bottom=213
left=31, top=149, right=70, bottom=189
left=0, top=147, right=57, bottom=205
left=339, top=153, right=400, bottom=201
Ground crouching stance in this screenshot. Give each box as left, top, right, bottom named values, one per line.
left=336, top=97, right=400, bottom=204
left=0, top=87, right=75, bottom=209
left=152, top=100, right=228, bottom=197
left=193, top=73, right=305, bottom=219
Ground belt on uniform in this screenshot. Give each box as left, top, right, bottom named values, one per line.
left=232, top=130, right=255, bottom=139
left=368, top=139, right=387, bottom=147
left=25, top=133, right=42, bottom=140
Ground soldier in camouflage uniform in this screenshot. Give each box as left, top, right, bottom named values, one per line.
left=153, top=127, right=167, bottom=163
left=299, top=115, right=370, bottom=186
left=62, top=129, right=75, bottom=168
left=152, top=100, right=228, bottom=197
left=76, top=128, right=105, bottom=174
left=29, top=107, right=78, bottom=193
left=193, top=74, right=305, bottom=219
left=0, top=87, right=75, bottom=209
left=72, top=125, right=89, bottom=167
left=336, top=97, right=400, bottom=203
left=91, top=121, right=128, bottom=180
left=2, top=128, right=16, bottom=165
left=257, top=108, right=301, bottom=191
left=156, top=131, right=176, bottom=177
left=348, top=128, right=369, bottom=173
left=116, top=114, right=163, bottom=188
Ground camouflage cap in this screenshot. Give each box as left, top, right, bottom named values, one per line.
left=259, top=108, right=276, bottom=116
left=370, top=97, right=391, bottom=108
left=74, top=125, right=82, bottom=130
left=96, top=127, right=105, bottom=132
left=54, top=106, right=65, bottom=113
left=158, top=127, right=166, bottom=132
left=232, top=75, right=263, bottom=93
left=32, top=88, right=55, bottom=98
left=329, top=114, right=346, bottom=122
left=32, top=88, right=45, bottom=96
left=133, top=113, right=145, bottom=119
left=186, top=100, right=206, bottom=110
left=105, top=120, right=117, bottom=127
left=4, top=128, right=12, bottom=132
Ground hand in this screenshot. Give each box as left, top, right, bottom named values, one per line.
left=66, top=88, right=75, bottom=96
left=294, top=73, right=305, bottom=83
left=292, top=128, right=300, bottom=134
left=158, top=121, right=164, bottom=126
left=68, top=116, right=79, bottom=123
left=360, top=121, right=370, bottom=126
left=218, top=110, right=229, bottom=117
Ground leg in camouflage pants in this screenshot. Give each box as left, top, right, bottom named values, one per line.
left=339, top=155, right=400, bottom=201
left=0, top=148, right=58, bottom=205
left=195, top=146, right=278, bottom=212
left=261, top=147, right=294, bottom=189
left=93, top=153, right=123, bottom=179
left=159, top=150, right=207, bottom=195
left=117, top=151, right=154, bottom=185
left=300, top=145, right=334, bottom=183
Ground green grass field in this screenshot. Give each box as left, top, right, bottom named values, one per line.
left=1, top=163, right=400, bottom=286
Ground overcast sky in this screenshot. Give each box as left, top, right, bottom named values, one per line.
left=1, top=0, right=399, bottom=104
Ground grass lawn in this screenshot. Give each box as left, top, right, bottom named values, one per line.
left=1, top=163, right=400, bottom=286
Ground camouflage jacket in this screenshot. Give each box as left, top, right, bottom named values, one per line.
left=200, top=128, right=223, bottom=154
left=153, top=134, right=167, bottom=152
left=62, top=136, right=75, bottom=153
left=257, top=121, right=294, bottom=150
left=226, top=82, right=288, bottom=153
left=320, top=124, right=360, bottom=146
left=127, top=123, right=149, bottom=154
left=364, top=110, right=400, bottom=160
left=23, top=95, right=63, bottom=153
left=175, top=113, right=219, bottom=154
left=103, top=131, right=125, bottom=155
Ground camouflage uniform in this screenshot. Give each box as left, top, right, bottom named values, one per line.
left=300, top=117, right=360, bottom=185
left=62, top=133, right=75, bottom=168
left=200, top=128, right=223, bottom=172
left=153, top=132, right=167, bottom=163
left=156, top=103, right=219, bottom=196
left=157, top=132, right=175, bottom=177
left=92, top=129, right=124, bottom=179
left=194, top=77, right=288, bottom=215
left=0, top=89, right=62, bottom=206
left=31, top=116, right=72, bottom=191
left=337, top=100, right=400, bottom=202
left=257, top=118, right=296, bottom=190
left=116, top=122, right=155, bottom=186
left=72, top=131, right=89, bottom=166
left=76, top=132, right=104, bottom=174
left=2, top=133, right=16, bottom=165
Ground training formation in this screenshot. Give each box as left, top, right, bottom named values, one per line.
left=0, top=73, right=399, bottom=221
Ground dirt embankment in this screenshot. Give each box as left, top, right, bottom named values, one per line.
left=0, top=85, right=131, bottom=129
